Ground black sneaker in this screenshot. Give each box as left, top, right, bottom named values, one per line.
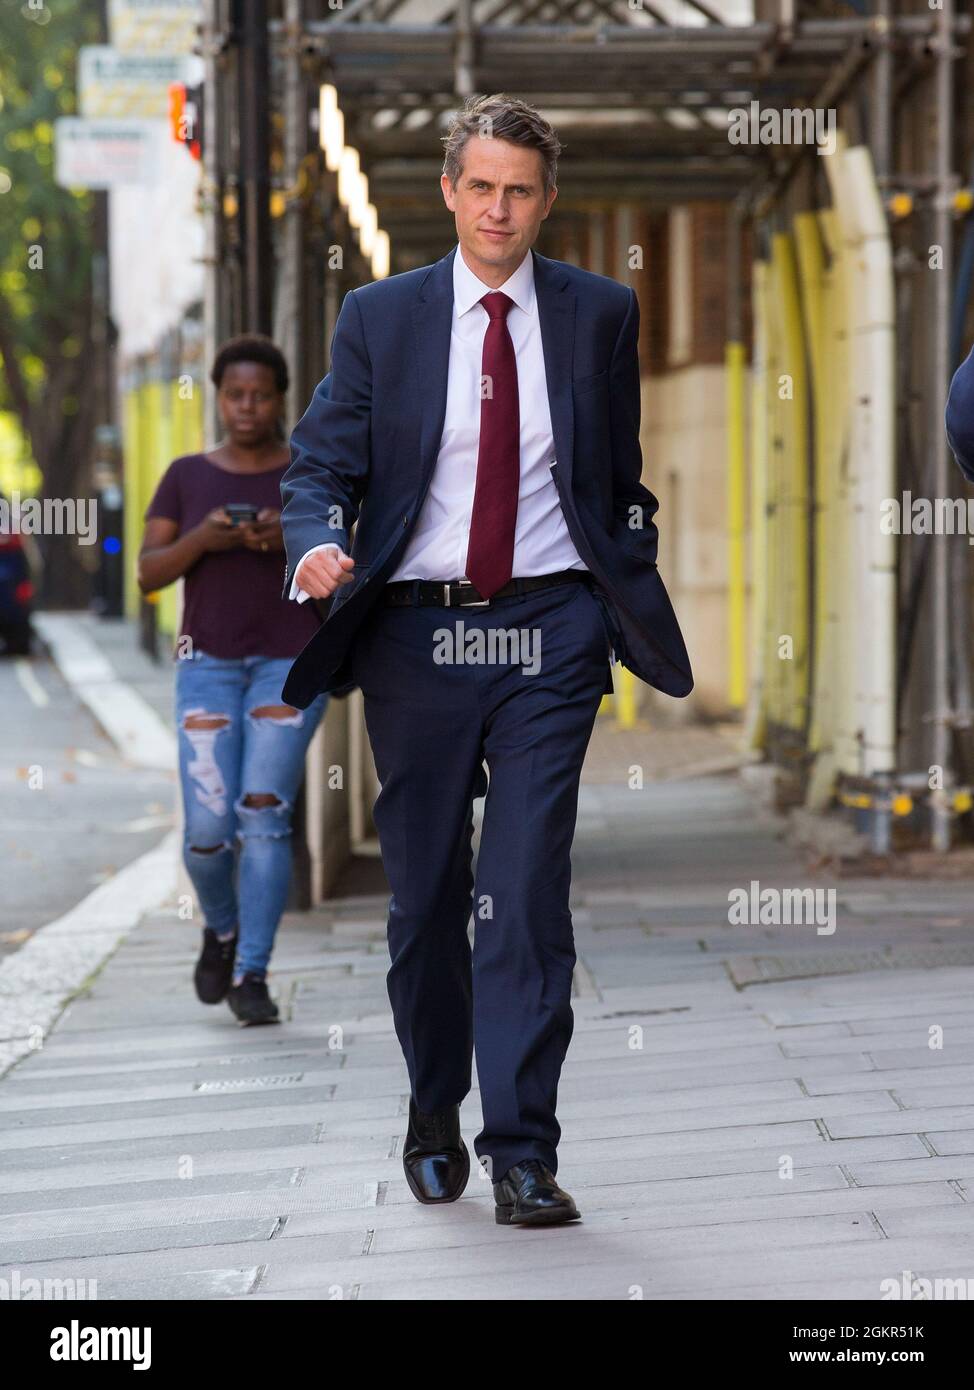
left=194, top=928, right=237, bottom=1004
left=227, top=972, right=280, bottom=1026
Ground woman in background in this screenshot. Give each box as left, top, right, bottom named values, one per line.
left=138, top=335, right=327, bottom=1025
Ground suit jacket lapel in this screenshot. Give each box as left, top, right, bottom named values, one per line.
left=410, top=245, right=457, bottom=499
left=532, top=248, right=576, bottom=492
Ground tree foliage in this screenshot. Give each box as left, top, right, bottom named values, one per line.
left=0, top=0, right=102, bottom=602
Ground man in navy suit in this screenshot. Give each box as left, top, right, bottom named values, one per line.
left=280, top=94, right=692, bottom=1226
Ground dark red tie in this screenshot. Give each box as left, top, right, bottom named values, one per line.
left=464, top=291, right=519, bottom=598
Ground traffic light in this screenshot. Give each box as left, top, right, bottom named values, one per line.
left=168, top=82, right=203, bottom=161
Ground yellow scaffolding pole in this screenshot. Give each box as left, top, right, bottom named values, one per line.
left=746, top=260, right=770, bottom=751
left=726, top=338, right=748, bottom=709
left=817, top=203, right=856, bottom=777
left=122, top=383, right=146, bottom=622
left=763, top=249, right=785, bottom=731
left=769, top=231, right=811, bottom=736
left=794, top=213, right=832, bottom=766
left=123, top=373, right=204, bottom=639
left=614, top=667, right=640, bottom=728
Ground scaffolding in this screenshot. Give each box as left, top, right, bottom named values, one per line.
left=191, top=0, right=973, bottom=859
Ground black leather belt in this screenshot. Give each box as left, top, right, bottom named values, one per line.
left=381, top=569, right=591, bottom=608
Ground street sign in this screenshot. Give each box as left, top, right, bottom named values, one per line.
left=54, top=118, right=166, bottom=189
left=108, top=0, right=202, bottom=56
left=79, top=47, right=201, bottom=120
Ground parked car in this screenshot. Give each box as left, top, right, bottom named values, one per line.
left=0, top=504, right=34, bottom=655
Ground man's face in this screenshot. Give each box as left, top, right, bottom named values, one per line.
left=441, top=136, right=557, bottom=280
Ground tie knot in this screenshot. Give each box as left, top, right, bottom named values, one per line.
left=480, top=291, right=514, bottom=322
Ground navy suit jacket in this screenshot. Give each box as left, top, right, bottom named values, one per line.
left=946, top=342, right=974, bottom=482
left=279, top=244, right=693, bottom=708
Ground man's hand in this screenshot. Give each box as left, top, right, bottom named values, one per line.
left=294, top=546, right=356, bottom=598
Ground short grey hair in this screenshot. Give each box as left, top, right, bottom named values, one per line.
left=441, top=93, right=562, bottom=199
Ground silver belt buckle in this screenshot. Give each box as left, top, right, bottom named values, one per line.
left=450, top=579, right=490, bottom=608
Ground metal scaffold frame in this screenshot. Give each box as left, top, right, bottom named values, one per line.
left=199, top=0, right=973, bottom=853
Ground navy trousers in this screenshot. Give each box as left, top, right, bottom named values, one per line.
left=351, top=578, right=613, bottom=1181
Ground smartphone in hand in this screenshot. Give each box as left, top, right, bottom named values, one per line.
left=224, top=504, right=259, bottom=527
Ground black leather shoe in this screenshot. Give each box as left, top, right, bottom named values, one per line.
left=402, top=1099, right=469, bottom=1204
left=493, top=1159, right=581, bottom=1226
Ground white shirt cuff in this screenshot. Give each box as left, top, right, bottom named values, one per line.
left=290, top=542, right=342, bottom=603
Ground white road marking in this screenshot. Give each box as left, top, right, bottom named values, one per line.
left=13, top=659, right=49, bottom=709
left=32, top=614, right=176, bottom=770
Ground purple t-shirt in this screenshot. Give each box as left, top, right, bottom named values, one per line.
left=144, top=452, right=320, bottom=660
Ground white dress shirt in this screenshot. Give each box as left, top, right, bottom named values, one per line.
left=290, top=244, right=586, bottom=601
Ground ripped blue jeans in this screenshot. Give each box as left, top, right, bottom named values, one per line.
left=175, top=651, right=328, bottom=977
